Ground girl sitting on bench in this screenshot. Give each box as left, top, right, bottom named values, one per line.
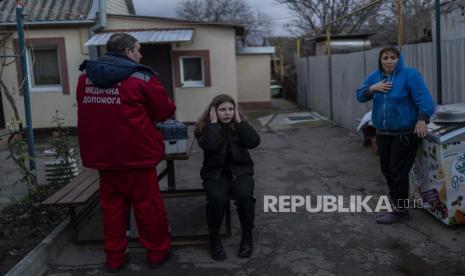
left=194, top=94, right=261, bottom=260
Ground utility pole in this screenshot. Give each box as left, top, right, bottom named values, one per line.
left=435, top=0, right=442, bottom=105
left=326, top=26, right=333, bottom=120
left=279, top=44, right=284, bottom=83
left=15, top=0, right=36, bottom=182
left=397, top=0, right=403, bottom=48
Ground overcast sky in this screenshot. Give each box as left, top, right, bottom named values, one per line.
left=132, top=0, right=293, bottom=36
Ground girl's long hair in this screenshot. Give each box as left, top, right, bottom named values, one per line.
left=194, top=94, right=242, bottom=138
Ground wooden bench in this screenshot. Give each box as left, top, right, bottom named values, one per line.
left=42, top=169, right=100, bottom=242
left=42, top=135, right=232, bottom=245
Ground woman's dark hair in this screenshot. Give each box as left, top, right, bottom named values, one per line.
left=378, top=45, right=400, bottom=73
left=194, top=94, right=242, bottom=137
left=106, top=33, right=138, bottom=54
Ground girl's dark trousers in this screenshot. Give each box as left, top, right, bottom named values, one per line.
left=377, top=133, right=421, bottom=208
left=203, top=172, right=256, bottom=234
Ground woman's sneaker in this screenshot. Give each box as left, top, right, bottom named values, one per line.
left=375, top=209, right=389, bottom=219
left=376, top=209, right=409, bottom=224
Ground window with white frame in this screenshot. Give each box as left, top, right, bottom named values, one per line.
left=180, top=56, right=204, bottom=87
left=26, top=47, right=62, bottom=92
left=14, top=37, right=69, bottom=95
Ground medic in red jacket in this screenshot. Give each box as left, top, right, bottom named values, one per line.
left=77, top=53, right=174, bottom=169
left=76, top=33, right=175, bottom=272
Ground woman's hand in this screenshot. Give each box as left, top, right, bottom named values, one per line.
left=209, top=106, right=217, bottom=123
left=414, top=120, right=428, bottom=138
left=369, top=80, right=392, bottom=93
left=235, top=105, right=241, bottom=123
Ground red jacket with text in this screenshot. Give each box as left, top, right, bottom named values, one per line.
left=76, top=53, right=176, bottom=169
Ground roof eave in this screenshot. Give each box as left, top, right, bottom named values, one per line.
left=0, top=20, right=96, bottom=28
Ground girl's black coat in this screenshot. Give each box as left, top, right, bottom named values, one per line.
left=197, top=121, right=260, bottom=180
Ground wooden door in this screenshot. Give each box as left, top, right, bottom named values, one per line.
left=140, top=44, right=174, bottom=99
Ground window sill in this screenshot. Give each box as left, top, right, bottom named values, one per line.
left=181, top=83, right=205, bottom=88
left=30, top=86, right=62, bottom=93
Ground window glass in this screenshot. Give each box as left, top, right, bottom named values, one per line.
left=29, top=48, right=61, bottom=86
left=182, top=57, right=203, bottom=82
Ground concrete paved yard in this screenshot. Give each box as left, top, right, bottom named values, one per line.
left=42, top=105, right=465, bottom=276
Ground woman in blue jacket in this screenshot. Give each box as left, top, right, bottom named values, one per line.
left=356, top=46, right=435, bottom=224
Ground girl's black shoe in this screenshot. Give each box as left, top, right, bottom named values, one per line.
left=209, top=233, right=226, bottom=261
left=237, top=231, right=253, bottom=258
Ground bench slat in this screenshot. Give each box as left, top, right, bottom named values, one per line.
left=42, top=169, right=97, bottom=205
left=69, top=179, right=100, bottom=206
left=56, top=170, right=99, bottom=205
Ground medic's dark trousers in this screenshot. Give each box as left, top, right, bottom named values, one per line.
left=99, top=168, right=170, bottom=268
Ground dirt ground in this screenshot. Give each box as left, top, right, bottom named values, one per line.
left=0, top=137, right=74, bottom=274
left=0, top=184, right=67, bottom=275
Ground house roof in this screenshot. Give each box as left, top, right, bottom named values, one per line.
left=125, top=0, right=136, bottom=15
left=440, top=0, right=465, bottom=11
left=0, top=0, right=94, bottom=23
left=440, top=0, right=465, bottom=7
left=107, top=14, right=245, bottom=36
left=85, top=29, right=194, bottom=46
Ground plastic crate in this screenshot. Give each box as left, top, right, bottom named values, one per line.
left=156, top=120, right=188, bottom=154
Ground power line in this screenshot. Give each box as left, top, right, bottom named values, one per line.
left=261, top=16, right=298, bottom=22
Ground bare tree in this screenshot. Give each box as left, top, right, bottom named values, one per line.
left=176, top=0, right=271, bottom=46
left=361, top=0, right=434, bottom=46
left=278, top=0, right=434, bottom=45
left=0, top=30, right=20, bottom=123
left=274, top=0, right=382, bottom=36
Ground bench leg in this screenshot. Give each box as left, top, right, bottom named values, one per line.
left=167, top=160, right=176, bottom=190
left=69, top=195, right=100, bottom=245
left=69, top=207, right=78, bottom=243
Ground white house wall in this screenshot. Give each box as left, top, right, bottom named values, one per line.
left=1, top=27, right=90, bottom=128
left=236, top=54, right=271, bottom=105
left=106, top=16, right=238, bottom=122
left=1, top=17, right=239, bottom=128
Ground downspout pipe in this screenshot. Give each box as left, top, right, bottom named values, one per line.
left=88, top=0, right=107, bottom=60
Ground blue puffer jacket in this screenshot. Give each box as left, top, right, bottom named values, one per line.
left=356, top=53, right=436, bottom=134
